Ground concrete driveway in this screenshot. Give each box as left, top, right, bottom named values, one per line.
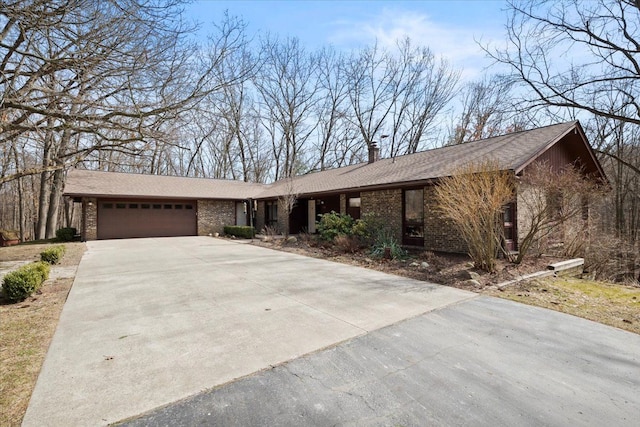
left=122, top=296, right=640, bottom=427
left=22, top=237, right=475, bottom=426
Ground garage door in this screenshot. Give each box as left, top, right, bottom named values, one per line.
left=97, top=200, right=197, bottom=239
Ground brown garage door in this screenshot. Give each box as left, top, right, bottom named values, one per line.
left=97, top=200, right=197, bottom=239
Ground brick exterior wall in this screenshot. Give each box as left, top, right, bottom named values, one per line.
left=84, top=197, right=97, bottom=241
left=361, top=189, right=403, bottom=243
left=423, top=186, right=468, bottom=253
left=197, top=200, right=235, bottom=235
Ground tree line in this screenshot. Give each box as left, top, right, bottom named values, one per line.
left=0, top=0, right=638, bottom=257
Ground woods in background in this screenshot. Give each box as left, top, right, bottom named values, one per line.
left=1, top=0, right=638, bottom=267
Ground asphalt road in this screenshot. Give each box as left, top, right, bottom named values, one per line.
left=120, top=296, right=640, bottom=427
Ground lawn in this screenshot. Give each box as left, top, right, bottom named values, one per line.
left=0, top=242, right=86, bottom=426
left=487, top=277, right=640, bottom=334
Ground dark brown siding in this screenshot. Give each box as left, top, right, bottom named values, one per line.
left=97, top=198, right=196, bottom=239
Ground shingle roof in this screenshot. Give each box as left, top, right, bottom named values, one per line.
left=257, top=121, right=580, bottom=198
left=65, top=121, right=588, bottom=200
left=64, top=169, right=267, bottom=200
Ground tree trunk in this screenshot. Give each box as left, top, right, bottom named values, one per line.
left=36, top=170, right=50, bottom=240
left=45, top=168, right=65, bottom=238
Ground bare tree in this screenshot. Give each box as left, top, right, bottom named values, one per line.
left=446, top=75, right=525, bottom=145
left=345, top=39, right=459, bottom=158
left=277, top=177, right=298, bottom=238
left=488, top=0, right=640, bottom=174
left=254, top=36, right=320, bottom=179
left=313, top=47, right=361, bottom=170
left=387, top=38, right=459, bottom=155
left=1, top=2, right=250, bottom=237
left=344, top=42, right=401, bottom=155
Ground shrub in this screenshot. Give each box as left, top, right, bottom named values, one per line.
left=2, top=261, right=51, bottom=302
left=56, top=227, right=77, bottom=242
left=370, top=230, right=407, bottom=260
left=40, top=245, right=66, bottom=264
left=317, top=212, right=368, bottom=241
left=224, top=225, right=255, bottom=239
left=0, top=229, right=19, bottom=240
left=434, top=161, right=514, bottom=272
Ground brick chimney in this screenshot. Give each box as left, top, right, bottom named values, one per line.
left=368, top=142, right=380, bottom=164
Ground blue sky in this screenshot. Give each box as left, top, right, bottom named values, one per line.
left=185, top=0, right=510, bottom=80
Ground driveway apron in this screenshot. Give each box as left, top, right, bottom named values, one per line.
left=22, top=237, right=475, bottom=426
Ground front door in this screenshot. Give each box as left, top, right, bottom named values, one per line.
left=403, top=189, right=424, bottom=246
left=236, top=201, right=247, bottom=226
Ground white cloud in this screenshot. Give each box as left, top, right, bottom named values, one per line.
left=328, top=8, right=505, bottom=81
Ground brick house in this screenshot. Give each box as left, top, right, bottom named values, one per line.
left=64, top=121, right=606, bottom=253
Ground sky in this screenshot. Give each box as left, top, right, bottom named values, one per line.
left=184, top=0, right=511, bottom=81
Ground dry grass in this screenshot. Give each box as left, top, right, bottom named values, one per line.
left=0, top=242, right=86, bottom=426
left=486, top=277, right=640, bottom=334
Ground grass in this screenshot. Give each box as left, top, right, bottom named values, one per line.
left=489, top=277, right=640, bottom=334
left=0, top=242, right=86, bottom=426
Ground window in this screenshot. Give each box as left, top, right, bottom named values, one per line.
left=547, top=190, right=563, bottom=219
left=348, top=197, right=361, bottom=208
left=141, top=204, right=150, bottom=209
left=164, top=204, right=172, bottom=209
left=266, top=201, right=278, bottom=227
left=175, top=204, right=183, bottom=210
left=103, top=203, right=113, bottom=209
left=581, top=197, right=589, bottom=221
left=185, top=205, right=193, bottom=210
left=116, top=203, right=126, bottom=209
left=153, top=204, right=161, bottom=209
left=129, top=204, right=138, bottom=209
left=403, top=189, right=424, bottom=244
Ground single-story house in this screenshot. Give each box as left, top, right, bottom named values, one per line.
left=64, top=121, right=606, bottom=253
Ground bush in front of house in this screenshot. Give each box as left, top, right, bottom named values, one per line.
left=370, top=230, right=407, bottom=260
left=1, top=261, right=51, bottom=302
left=224, top=225, right=255, bottom=239
left=40, top=245, right=66, bottom=264
left=55, top=227, right=77, bottom=242
left=317, top=212, right=368, bottom=242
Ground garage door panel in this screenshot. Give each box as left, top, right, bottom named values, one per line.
left=98, top=200, right=196, bottom=239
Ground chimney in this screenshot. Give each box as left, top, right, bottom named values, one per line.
left=368, top=142, right=380, bottom=164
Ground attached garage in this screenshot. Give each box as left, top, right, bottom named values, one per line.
left=64, top=169, right=267, bottom=241
left=97, top=199, right=197, bottom=239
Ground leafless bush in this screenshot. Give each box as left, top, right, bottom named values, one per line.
left=516, top=162, right=603, bottom=263
left=562, top=217, right=639, bottom=283
left=261, top=225, right=279, bottom=241
left=435, top=161, right=514, bottom=272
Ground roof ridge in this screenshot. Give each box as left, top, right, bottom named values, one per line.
left=70, top=168, right=269, bottom=186
left=279, top=121, right=578, bottom=182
